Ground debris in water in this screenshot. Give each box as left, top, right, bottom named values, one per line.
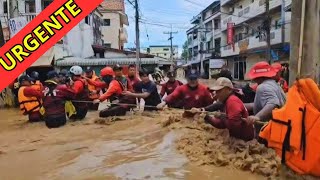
left=163, top=114, right=318, bottom=179
left=20, top=149, right=37, bottom=152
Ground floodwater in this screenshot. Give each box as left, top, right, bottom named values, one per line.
left=0, top=108, right=264, bottom=180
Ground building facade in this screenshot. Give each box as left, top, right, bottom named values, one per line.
left=220, top=0, right=292, bottom=80
left=186, top=1, right=222, bottom=77
left=99, top=0, right=128, bottom=50
left=144, top=45, right=179, bottom=60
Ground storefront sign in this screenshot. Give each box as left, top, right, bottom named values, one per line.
left=8, top=17, right=28, bottom=38
left=209, top=59, right=225, bottom=69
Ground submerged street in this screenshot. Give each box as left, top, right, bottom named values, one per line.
left=0, top=109, right=263, bottom=180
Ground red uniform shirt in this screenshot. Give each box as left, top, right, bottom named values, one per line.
left=205, top=94, right=254, bottom=141
left=127, top=76, right=140, bottom=89
left=43, top=84, right=75, bottom=116
left=278, top=77, right=288, bottom=93
left=165, top=84, right=213, bottom=109
left=160, top=80, right=183, bottom=97
left=99, top=77, right=133, bottom=102
left=24, top=86, right=43, bottom=99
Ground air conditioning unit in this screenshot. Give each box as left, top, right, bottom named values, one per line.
left=241, top=26, right=249, bottom=34
left=228, top=7, right=234, bottom=14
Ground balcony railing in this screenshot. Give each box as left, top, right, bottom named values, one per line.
left=20, top=13, right=38, bottom=23
left=221, top=28, right=288, bottom=57
left=221, top=0, right=292, bottom=30
left=221, top=0, right=233, bottom=6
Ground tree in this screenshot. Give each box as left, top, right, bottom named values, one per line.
left=181, top=40, right=189, bottom=61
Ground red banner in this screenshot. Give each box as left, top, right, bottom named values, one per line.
left=227, top=23, right=234, bottom=45
left=0, top=0, right=103, bottom=91
left=227, top=23, right=235, bottom=51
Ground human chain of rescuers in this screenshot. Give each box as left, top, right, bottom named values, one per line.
left=11, top=60, right=320, bottom=176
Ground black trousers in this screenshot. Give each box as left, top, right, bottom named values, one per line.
left=99, top=106, right=129, bottom=118
left=88, top=103, right=99, bottom=111
left=69, top=107, right=88, bottom=120
left=28, top=111, right=43, bottom=122
left=45, top=115, right=67, bottom=128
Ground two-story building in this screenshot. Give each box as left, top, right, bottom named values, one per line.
left=99, top=0, right=128, bottom=50
left=220, top=0, right=292, bottom=80
left=186, top=1, right=222, bottom=78
left=143, top=45, right=179, bottom=60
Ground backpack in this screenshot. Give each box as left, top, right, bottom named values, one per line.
left=259, top=78, right=320, bottom=176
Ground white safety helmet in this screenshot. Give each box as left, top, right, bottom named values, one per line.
left=70, top=66, right=83, bottom=76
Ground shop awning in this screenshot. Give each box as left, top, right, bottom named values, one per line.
left=30, top=48, right=54, bottom=67
left=55, top=57, right=160, bottom=66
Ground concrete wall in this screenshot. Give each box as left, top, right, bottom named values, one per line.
left=149, top=46, right=179, bottom=60
left=101, top=12, right=121, bottom=49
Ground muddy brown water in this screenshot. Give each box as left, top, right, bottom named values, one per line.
left=0, top=108, right=267, bottom=180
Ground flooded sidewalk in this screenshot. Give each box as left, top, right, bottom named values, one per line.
left=0, top=108, right=264, bottom=180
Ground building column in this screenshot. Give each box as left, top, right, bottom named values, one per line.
left=35, top=0, right=42, bottom=14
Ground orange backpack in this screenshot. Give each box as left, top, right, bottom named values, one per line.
left=259, top=78, right=320, bottom=176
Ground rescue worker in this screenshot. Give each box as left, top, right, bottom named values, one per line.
left=30, top=71, right=44, bottom=92
left=113, top=64, right=133, bottom=92
left=244, top=62, right=286, bottom=135
left=192, top=78, right=254, bottom=141
left=58, top=69, right=70, bottom=85
left=122, top=69, right=162, bottom=111
left=18, top=75, right=43, bottom=122
left=127, top=64, right=140, bottom=88
left=271, top=63, right=289, bottom=93
left=92, top=66, right=136, bottom=117
left=160, top=71, right=183, bottom=98
left=157, top=72, right=213, bottom=112
left=85, top=67, right=101, bottom=110
left=42, top=71, right=75, bottom=128
left=69, top=66, right=89, bottom=120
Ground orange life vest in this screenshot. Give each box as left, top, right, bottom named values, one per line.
left=87, top=74, right=101, bottom=100
left=259, top=78, right=320, bottom=176
left=18, top=86, right=41, bottom=115
left=31, top=80, right=43, bottom=91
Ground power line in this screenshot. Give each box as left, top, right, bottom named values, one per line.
left=183, top=0, right=206, bottom=8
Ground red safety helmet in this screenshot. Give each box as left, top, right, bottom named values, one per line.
left=100, top=67, right=114, bottom=77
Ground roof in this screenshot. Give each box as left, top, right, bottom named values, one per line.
left=149, top=45, right=179, bottom=48
left=92, top=45, right=154, bottom=58
left=31, top=48, right=54, bottom=67
left=99, top=0, right=125, bottom=12
left=55, top=57, right=164, bottom=66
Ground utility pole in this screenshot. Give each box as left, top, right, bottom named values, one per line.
left=289, top=0, right=320, bottom=85
left=281, top=0, right=286, bottom=45
left=265, top=0, right=272, bottom=63
left=164, top=26, right=178, bottom=68
left=134, top=0, right=141, bottom=71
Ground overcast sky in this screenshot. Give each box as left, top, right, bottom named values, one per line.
left=124, top=0, right=216, bottom=55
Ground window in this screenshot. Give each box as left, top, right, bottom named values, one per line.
left=25, top=0, right=36, bottom=13
left=43, top=0, right=53, bottom=9
left=214, top=19, right=220, bottom=30
left=164, top=54, right=167, bottom=56
left=252, top=0, right=255, bottom=3
left=163, top=48, right=169, bottom=51
left=3, top=1, right=7, bottom=14
left=85, top=16, right=89, bottom=25
left=103, top=19, right=110, bottom=26
left=104, top=43, right=111, bottom=48
left=275, top=19, right=281, bottom=29
left=234, top=59, right=246, bottom=80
